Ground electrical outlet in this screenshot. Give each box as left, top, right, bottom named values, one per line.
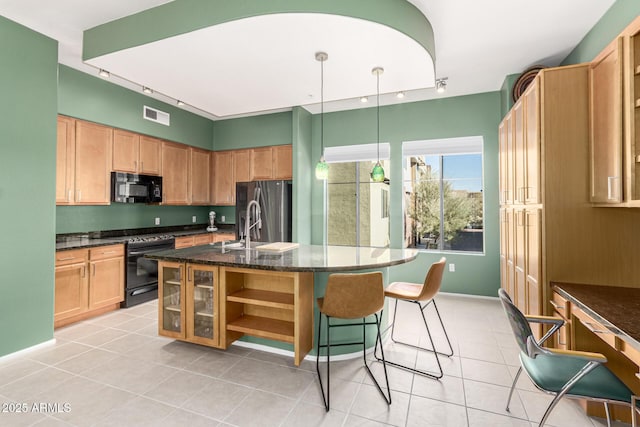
left=192, top=215, right=197, bottom=223
left=221, top=215, right=225, bottom=222
left=449, top=263, right=455, bottom=272
left=154, top=217, right=160, bottom=225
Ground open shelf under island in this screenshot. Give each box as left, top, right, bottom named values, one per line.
left=147, top=242, right=418, bottom=366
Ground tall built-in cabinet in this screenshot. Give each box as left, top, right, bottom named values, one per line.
left=499, top=65, right=589, bottom=338
left=590, top=16, right=640, bottom=206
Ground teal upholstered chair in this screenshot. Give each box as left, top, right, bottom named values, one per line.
left=498, top=289, right=638, bottom=427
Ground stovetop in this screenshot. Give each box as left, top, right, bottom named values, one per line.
left=127, top=234, right=175, bottom=244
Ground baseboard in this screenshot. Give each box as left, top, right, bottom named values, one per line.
left=0, top=339, right=57, bottom=363
left=439, top=291, right=498, bottom=301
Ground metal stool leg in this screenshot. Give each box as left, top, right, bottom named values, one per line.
left=375, top=298, right=453, bottom=379
left=363, top=313, right=391, bottom=404
left=316, top=313, right=330, bottom=411
left=506, top=366, right=522, bottom=411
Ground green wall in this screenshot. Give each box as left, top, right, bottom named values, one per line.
left=56, top=65, right=216, bottom=234
left=310, top=92, right=502, bottom=296
left=0, top=16, right=58, bottom=356
left=292, top=107, right=313, bottom=244
left=212, top=112, right=292, bottom=150
left=562, top=0, right=640, bottom=65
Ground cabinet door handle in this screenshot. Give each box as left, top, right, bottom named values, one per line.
left=77, top=190, right=82, bottom=202
left=101, top=251, right=117, bottom=255
left=81, top=265, right=86, bottom=278
left=607, top=176, right=619, bottom=201
left=67, top=189, right=71, bottom=202
left=188, top=266, right=193, bottom=281
left=140, top=161, right=144, bottom=171
left=583, top=321, right=610, bottom=335
left=92, top=264, right=96, bottom=276
left=58, top=256, right=75, bottom=261
left=549, top=300, right=564, bottom=311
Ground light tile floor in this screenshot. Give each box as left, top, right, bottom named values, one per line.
left=0, top=294, right=632, bottom=426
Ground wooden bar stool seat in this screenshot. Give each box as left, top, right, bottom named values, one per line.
left=316, top=271, right=391, bottom=411
left=375, top=257, right=453, bottom=379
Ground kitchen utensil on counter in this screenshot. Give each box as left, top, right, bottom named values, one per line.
left=207, top=211, right=218, bottom=232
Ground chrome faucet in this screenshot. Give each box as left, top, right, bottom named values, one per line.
left=244, top=200, right=261, bottom=249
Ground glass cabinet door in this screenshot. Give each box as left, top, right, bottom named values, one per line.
left=186, top=264, right=218, bottom=346
left=159, top=262, right=184, bottom=338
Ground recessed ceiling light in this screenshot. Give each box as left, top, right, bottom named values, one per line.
left=435, top=78, right=448, bottom=94
left=396, top=91, right=405, bottom=99
left=142, top=86, right=153, bottom=94
left=360, top=96, right=369, bottom=103
left=177, top=100, right=185, bottom=106
left=98, top=69, right=110, bottom=78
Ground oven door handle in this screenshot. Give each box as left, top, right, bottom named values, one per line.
left=128, top=247, right=173, bottom=256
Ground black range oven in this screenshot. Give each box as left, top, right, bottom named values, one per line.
left=123, top=234, right=175, bottom=308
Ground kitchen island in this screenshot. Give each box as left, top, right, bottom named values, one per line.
left=147, top=243, right=418, bottom=365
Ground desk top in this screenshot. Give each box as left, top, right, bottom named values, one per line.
left=147, top=243, right=418, bottom=272
left=552, top=282, right=640, bottom=352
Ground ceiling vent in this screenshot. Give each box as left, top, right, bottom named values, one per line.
left=143, top=105, right=170, bottom=126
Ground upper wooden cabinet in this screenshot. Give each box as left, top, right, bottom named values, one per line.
left=112, top=130, right=161, bottom=175
left=56, top=116, right=76, bottom=205
left=57, top=116, right=112, bottom=205
left=212, top=150, right=235, bottom=205
left=589, top=16, right=640, bottom=206
left=189, top=147, right=211, bottom=205
left=162, top=142, right=190, bottom=205
left=249, top=145, right=292, bottom=181
left=74, top=120, right=112, bottom=205
left=234, top=149, right=251, bottom=183
left=589, top=37, right=623, bottom=204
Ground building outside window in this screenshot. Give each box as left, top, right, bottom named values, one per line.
left=402, top=137, right=484, bottom=253
left=324, top=143, right=390, bottom=247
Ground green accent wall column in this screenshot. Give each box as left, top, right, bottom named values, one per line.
left=0, top=16, right=58, bottom=356
left=292, top=107, right=312, bottom=244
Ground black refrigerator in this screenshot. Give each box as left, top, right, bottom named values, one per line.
left=236, top=180, right=292, bottom=243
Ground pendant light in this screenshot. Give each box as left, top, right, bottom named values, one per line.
left=370, top=67, right=386, bottom=182
left=315, top=52, right=329, bottom=180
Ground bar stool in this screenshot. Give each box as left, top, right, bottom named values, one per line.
left=316, top=271, right=391, bottom=411
left=375, top=257, right=453, bottom=379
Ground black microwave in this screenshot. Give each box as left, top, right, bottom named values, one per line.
left=111, top=172, right=162, bottom=203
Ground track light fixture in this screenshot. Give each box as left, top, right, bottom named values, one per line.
left=142, top=86, right=153, bottom=94
left=98, top=69, right=110, bottom=78
left=435, top=78, right=448, bottom=94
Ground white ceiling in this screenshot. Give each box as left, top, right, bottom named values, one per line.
left=0, top=0, right=615, bottom=120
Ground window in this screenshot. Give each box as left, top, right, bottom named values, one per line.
left=402, top=137, right=484, bottom=253
left=325, top=143, right=390, bottom=247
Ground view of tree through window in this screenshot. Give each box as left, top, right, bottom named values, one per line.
left=403, top=152, right=483, bottom=252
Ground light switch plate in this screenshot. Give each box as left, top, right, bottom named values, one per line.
left=449, top=264, right=455, bottom=272
left=155, top=217, right=160, bottom=225
left=192, top=216, right=197, bottom=223
left=221, top=216, right=226, bottom=222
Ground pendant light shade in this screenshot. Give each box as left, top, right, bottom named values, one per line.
left=315, top=52, right=329, bottom=180
left=371, top=67, right=386, bottom=182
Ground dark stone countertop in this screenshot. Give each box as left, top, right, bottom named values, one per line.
left=552, top=282, right=640, bottom=352
left=56, top=224, right=236, bottom=251
left=146, top=243, right=418, bottom=273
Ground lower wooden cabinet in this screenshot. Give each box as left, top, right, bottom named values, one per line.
left=54, top=244, right=124, bottom=328
left=175, top=232, right=236, bottom=249
left=158, top=262, right=219, bottom=347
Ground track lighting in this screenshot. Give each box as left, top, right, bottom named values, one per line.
left=98, top=69, right=110, bottom=78
left=436, top=78, right=448, bottom=94
left=142, top=86, right=153, bottom=94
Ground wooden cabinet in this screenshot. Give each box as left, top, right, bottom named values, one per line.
left=56, top=116, right=76, bottom=205
left=159, top=262, right=219, bottom=347
left=175, top=236, right=195, bottom=249
left=112, top=131, right=161, bottom=175
left=176, top=232, right=236, bottom=249
left=189, top=148, right=211, bottom=205
left=589, top=16, right=640, bottom=206
left=212, top=151, right=235, bottom=205
left=499, top=65, right=589, bottom=332
left=273, top=145, right=293, bottom=179
left=56, top=117, right=111, bottom=205
left=54, top=244, right=124, bottom=328
left=249, top=145, right=293, bottom=181
left=75, top=120, right=112, bottom=205
left=234, top=149, right=251, bottom=183
left=162, top=142, right=190, bottom=205
left=590, top=37, right=623, bottom=204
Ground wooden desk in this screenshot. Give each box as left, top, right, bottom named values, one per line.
left=551, top=282, right=640, bottom=422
